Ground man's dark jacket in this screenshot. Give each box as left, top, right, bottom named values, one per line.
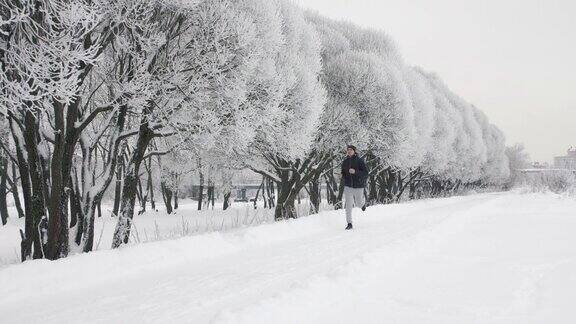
left=341, top=154, right=368, bottom=188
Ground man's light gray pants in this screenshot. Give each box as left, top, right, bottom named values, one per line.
left=344, top=186, right=364, bottom=224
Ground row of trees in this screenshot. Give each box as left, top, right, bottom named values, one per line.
left=0, top=0, right=510, bottom=261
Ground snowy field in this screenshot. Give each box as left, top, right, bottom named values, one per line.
left=0, top=199, right=326, bottom=266
left=1, top=191, right=576, bottom=323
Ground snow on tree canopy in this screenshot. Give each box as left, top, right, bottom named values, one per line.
left=0, top=0, right=512, bottom=259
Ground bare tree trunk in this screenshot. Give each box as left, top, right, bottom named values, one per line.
left=269, top=154, right=333, bottom=220
left=263, top=180, right=268, bottom=209
left=69, top=180, right=83, bottom=246
left=375, top=170, right=385, bottom=203
left=368, top=172, right=378, bottom=206
left=324, top=177, right=331, bottom=205
left=10, top=130, right=33, bottom=260
left=174, top=190, right=179, bottom=210
left=161, top=181, right=173, bottom=214
left=396, top=169, right=421, bottom=202
left=46, top=98, right=86, bottom=260
left=337, top=176, right=345, bottom=209
left=451, top=180, right=462, bottom=194
left=197, top=170, right=204, bottom=211
left=409, top=181, right=417, bottom=200
left=308, top=173, right=321, bottom=214
left=253, top=179, right=263, bottom=209
left=136, top=173, right=146, bottom=215
left=324, top=167, right=343, bottom=209
left=68, top=98, right=130, bottom=253
left=11, top=162, right=24, bottom=219
left=267, top=178, right=275, bottom=208
left=11, top=111, right=48, bottom=260
left=112, top=152, right=124, bottom=217
left=386, top=169, right=397, bottom=202
left=209, top=187, right=214, bottom=209
left=0, top=155, right=9, bottom=225
left=147, top=157, right=155, bottom=211
left=204, top=185, right=211, bottom=209
left=149, top=179, right=156, bottom=211
left=274, top=178, right=298, bottom=220
left=77, top=104, right=129, bottom=253
left=112, top=111, right=155, bottom=248
left=223, top=191, right=231, bottom=210
left=324, top=174, right=335, bottom=206
left=69, top=175, right=79, bottom=228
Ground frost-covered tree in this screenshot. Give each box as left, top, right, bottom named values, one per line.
left=245, top=1, right=326, bottom=220
left=482, top=125, right=510, bottom=184
left=410, top=68, right=510, bottom=197
left=112, top=0, right=264, bottom=247
left=320, top=51, right=414, bottom=202
left=505, top=143, right=531, bottom=188
left=0, top=0, right=157, bottom=259
left=159, top=151, right=192, bottom=214
left=313, top=17, right=422, bottom=204
left=429, top=78, right=486, bottom=184
left=393, top=67, right=435, bottom=199
left=0, top=0, right=513, bottom=261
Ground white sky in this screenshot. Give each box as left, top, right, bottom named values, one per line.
left=294, top=0, right=576, bottom=162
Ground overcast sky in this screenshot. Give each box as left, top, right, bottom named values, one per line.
left=294, top=0, right=576, bottom=162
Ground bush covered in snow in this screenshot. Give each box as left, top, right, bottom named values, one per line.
left=521, top=171, right=576, bottom=195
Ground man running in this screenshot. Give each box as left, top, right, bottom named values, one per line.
left=341, top=145, right=368, bottom=230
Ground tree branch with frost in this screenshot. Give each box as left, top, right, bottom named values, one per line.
left=0, top=140, right=18, bottom=165
left=248, top=167, right=281, bottom=183
left=142, top=149, right=172, bottom=160
left=88, top=108, right=121, bottom=150
left=75, top=105, right=115, bottom=134
left=117, top=129, right=140, bottom=143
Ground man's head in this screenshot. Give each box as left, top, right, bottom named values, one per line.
left=346, top=145, right=356, bottom=157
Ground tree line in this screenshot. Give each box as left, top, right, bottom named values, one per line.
left=0, top=0, right=510, bottom=261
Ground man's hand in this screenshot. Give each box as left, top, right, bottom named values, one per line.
left=349, top=168, right=355, bottom=174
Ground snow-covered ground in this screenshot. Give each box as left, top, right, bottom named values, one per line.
left=1, top=199, right=322, bottom=266
left=1, top=191, right=576, bottom=323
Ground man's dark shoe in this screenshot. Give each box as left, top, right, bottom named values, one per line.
left=345, top=223, right=353, bottom=230
left=361, top=204, right=366, bottom=211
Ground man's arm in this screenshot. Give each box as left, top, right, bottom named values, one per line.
left=358, top=157, right=368, bottom=177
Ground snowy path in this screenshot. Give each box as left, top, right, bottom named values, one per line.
left=1, top=192, right=576, bottom=323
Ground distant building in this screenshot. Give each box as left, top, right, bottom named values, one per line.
left=554, top=147, right=576, bottom=170
left=232, top=183, right=262, bottom=202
